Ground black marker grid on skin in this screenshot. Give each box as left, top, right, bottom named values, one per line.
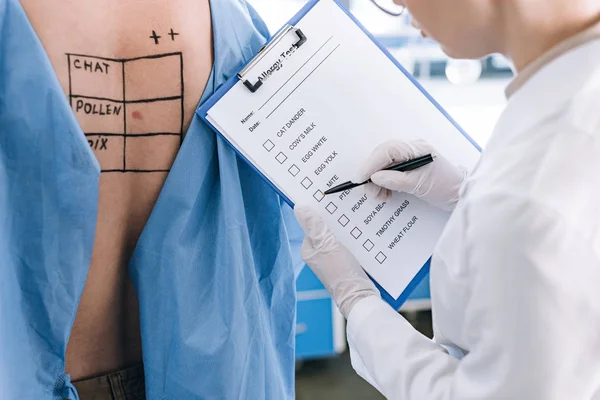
left=66, top=52, right=184, bottom=173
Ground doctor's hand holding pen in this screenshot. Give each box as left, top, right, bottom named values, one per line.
left=294, top=139, right=464, bottom=318
left=354, top=139, right=467, bottom=211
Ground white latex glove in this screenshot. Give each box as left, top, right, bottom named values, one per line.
left=294, top=205, right=379, bottom=318
left=354, top=139, right=467, bottom=211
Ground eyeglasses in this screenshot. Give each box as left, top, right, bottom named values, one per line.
left=369, top=0, right=406, bottom=16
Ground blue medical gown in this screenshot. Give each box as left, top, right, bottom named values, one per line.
left=0, top=0, right=304, bottom=398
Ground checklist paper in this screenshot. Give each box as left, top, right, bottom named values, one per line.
left=201, top=0, right=480, bottom=305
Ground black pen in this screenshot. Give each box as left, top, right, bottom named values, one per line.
left=323, top=154, right=435, bottom=195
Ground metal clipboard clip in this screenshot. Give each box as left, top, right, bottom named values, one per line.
left=237, top=25, right=308, bottom=93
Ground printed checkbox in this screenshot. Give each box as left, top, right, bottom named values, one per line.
left=363, top=239, right=374, bottom=252
left=263, top=139, right=275, bottom=152
left=275, top=152, right=288, bottom=164
left=288, top=164, right=300, bottom=177
left=338, top=214, right=350, bottom=227
left=351, top=227, right=362, bottom=239
left=375, top=252, right=387, bottom=264
left=313, top=190, right=325, bottom=202
left=301, top=177, right=313, bottom=189
left=326, top=202, right=338, bottom=214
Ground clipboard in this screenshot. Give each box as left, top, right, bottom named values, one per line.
left=197, top=0, right=481, bottom=310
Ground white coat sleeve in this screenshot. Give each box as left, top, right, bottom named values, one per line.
left=346, top=192, right=600, bottom=399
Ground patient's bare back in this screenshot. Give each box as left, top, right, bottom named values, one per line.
left=20, top=0, right=213, bottom=380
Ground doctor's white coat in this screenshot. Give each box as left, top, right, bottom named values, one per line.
left=346, top=34, right=600, bottom=400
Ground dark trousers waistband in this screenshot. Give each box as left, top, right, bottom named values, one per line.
left=71, top=364, right=146, bottom=400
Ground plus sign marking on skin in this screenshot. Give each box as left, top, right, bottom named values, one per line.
left=168, top=28, right=179, bottom=41
left=149, top=30, right=161, bottom=45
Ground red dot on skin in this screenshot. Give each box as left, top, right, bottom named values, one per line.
left=132, top=111, right=143, bottom=120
